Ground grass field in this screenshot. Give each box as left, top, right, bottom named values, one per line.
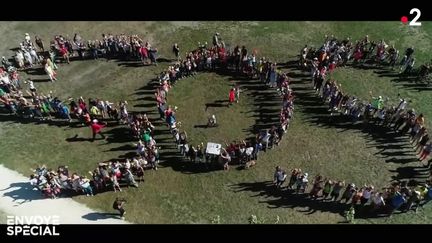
left=0, top=21, right=431, bottom=224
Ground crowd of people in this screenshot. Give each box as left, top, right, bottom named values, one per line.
left=29, top=158, right=147, bottom=199
left=299, top=34, right=431, bottom=82
left=3, top=30, right=430, bottom=222
left=33, top=33, right=158, bottom=64
left=151, top=34, right=295, bottom=170
left=0, top=33, right=158, bottom=199
left=302, top=35, right=432, bottom=166
left=267, top=34, right=432, bottom=218
left=273, top=166, right=432, bottom=217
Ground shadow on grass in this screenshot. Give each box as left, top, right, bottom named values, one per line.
left=230, top=180, right=401, bottom=220
left=0, top=112, right=79, bottom=128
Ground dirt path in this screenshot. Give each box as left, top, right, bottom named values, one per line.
left=0, top=164, right=129, bottom=224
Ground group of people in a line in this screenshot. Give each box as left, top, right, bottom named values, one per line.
left=273, top=166, right=432, bottom=217
left=303, top=35, right=432, bottom=167
left=150, top=35, right=296, bottom=171
left=300, top=34, right=429, bottom=79
left=30, top=158, right=147, bottom=199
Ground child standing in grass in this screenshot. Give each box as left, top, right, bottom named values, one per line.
left=235, top=84, right=240, bottom=103
left=229, top=88, right=235, bottom=105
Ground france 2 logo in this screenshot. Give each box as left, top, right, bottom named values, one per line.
left=401, top=8, right=422, bottom=26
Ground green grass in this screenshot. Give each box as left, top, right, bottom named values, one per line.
left=168, top=72, right=256, bottom=145
left=1, top=21, right=432, bottom=224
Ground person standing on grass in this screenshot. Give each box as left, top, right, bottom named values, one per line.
left=273, top=166, right=287, bottom=188
left=149, top=48, right=158, bottom=65
left=90, top=119, right=107, bottom=142
left=416, top=132, right=429, bottom=153
left=321, top=179, right=334, bottom=201
left=419, top=142, right=432, bottom=165
left=235, top=84, right=240, bottom=103
left=330, top=181, right=345, bottom=201
left=229, top=87, right=235, bottom=105
left=59, top=44, right=70, bottom=64
left=46, top=56, right=58, bottom=71
left=35, top=36, right=44, bottom=52
left=173, top=43, right=180, bottom=60
left=113, top=197, right=127, bottom=220
left=44, top=62, right=57, bottom=82
left=220, top=148, right=231, bottom=171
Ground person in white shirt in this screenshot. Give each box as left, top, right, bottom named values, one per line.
left=361, top=186, right=374, bottom=205
left=371, top=192, right=385, bottom=212
left=24, top=33, right=31, bottom=43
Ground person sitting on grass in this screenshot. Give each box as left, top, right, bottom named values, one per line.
left=207, top=114, right=217, bottom=127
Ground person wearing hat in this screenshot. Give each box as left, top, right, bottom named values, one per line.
left=90, top=119, right=107, bottom=142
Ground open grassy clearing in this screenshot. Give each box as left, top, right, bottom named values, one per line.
left=0, top=21, right=431, bottom=223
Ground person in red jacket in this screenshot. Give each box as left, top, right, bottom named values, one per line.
left=229, top=88, right=235, bottom=105
left=90, top=119, right=107, bottom=142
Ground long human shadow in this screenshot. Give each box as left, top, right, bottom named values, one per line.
left=288, top=67, right=428, bottom=184
left=205, top=99, right=229, bottom=110
left=1, top=182, right=45, bottom=205
left=0, top=110, right=78, bottom=128
left=229, top=181, right=393, bottom=219
left=81, top=212, right=120, bottom=221
left=343, top=63, right=432, bottom=92
left=373, top=68, right=432, bottom=92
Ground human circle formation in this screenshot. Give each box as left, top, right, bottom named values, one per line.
left=0, top=31, right=431, bottom=221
